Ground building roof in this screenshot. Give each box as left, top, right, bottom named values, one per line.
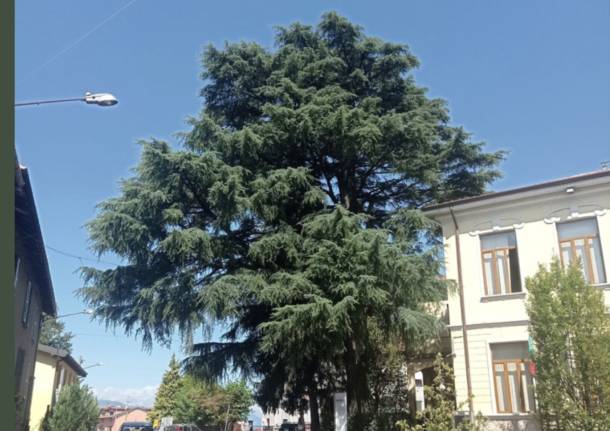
left=15, top=161, right=57, bottom=315
left=422, top=169, right=610, bottom=215
left=101, top=407, right=150, bottom=412
left=100, top=406, right=150, bottom=413
left=38, top=344, right=88, bottom=377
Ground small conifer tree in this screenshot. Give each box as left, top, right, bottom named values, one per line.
left=47, top=384, right=99, bottom=431
left=149, top=355, right=184, bottom=423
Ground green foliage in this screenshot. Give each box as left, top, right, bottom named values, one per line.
left=47, top=384, right=99, bottom=431
left=396, top=354, right=486, bottom=431
left=151, top=356, right=253, bottom=428
left=526, top=260, right=610, bottom=430
left=39, top=315, right=74, bottom=353
left=149, top=355, right=185, bottom=423
left=224, top=380, right=255, bottom=424
left=174, top=376, right=215, bottom=427
left=363, top=334, right=411, bottom=430
left=174, top=376, right=253, bottom=428
left=80, top=12, right=503, bottom=431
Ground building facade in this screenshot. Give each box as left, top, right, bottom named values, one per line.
left=424, top=170, right=610, bottom=431
left=28, top=344, right=88, bottom=431
left=15, top=162, right=57, bottom=431
left=261, top=408, right=311, bottom=430
left=97, top=407, right=150, bottom=431
left=98, top=406, right=128, bottom=431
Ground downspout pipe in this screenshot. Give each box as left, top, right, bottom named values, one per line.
left=449, top=208, right=474, bottom=422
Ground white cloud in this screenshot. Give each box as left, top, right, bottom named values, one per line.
left=92, top=385, right=158, bottom=408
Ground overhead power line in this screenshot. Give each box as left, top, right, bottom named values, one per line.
left=18, top=228, right=120, bottom=266
left=17, top=0, right=139, bottom=87
left=45, top=244, right=120, bottom=266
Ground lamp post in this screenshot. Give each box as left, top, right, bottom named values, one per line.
left=15, top=91, right=118, bottom=107
left=83, top=362, right=103, bottom=370
left=45, top=309, right=94, bottom=320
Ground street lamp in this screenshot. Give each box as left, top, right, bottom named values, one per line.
left=83, top=362, right=103, bottom=370
left=45, top=309, right=94, bottom=320
left=15, top=91, right=118, bottom=107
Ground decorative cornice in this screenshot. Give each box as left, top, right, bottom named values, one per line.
left=544, top=204, right=606, bottom=224
left=467, top=217, right=525, bottom=236
left=448, top=319, right=529, bottom=331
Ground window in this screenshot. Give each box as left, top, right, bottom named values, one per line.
left=557, top=218, right=606, bottom=284
left=480, top=231, right=522, bottom=295
left=22, top=282, right=33, bottom=327
left=491, top=342, right=535, bottom=414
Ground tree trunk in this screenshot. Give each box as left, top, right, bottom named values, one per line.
left=344, top=335, right=370, bottom=431
left=320, top=394, right=335, bottom=431
left=309, top=382, right=321, bottom=431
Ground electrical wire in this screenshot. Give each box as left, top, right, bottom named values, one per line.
left=17, top=224, right=120, bottom=266
left=18, top=227, right=120, bottom=267
left=45, top=245, right=120, bottom=266
left=17, top=0, right=139, bottom=87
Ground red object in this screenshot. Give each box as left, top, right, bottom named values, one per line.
left=529, top=360, right=537, bottom=377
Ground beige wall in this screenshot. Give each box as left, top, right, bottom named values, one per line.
left=28, top=352, right=57, bottom=431
left=437, top=177, right=610, bottom=430
left=451, top=325, right=532, bottom=414
left=441, top=181, right=610, bottom=328
left=14, top=240, right=45, bottom=431
left=28, top=350, right=86, bottom=431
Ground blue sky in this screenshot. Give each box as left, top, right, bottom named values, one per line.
left=16, top=0, right=609, bottom=410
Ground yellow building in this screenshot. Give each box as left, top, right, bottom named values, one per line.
left=29, top=344, right=88, bottom=431
left=15, top=161, right=57, bottom=431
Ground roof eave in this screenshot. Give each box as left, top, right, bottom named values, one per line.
left=423, top=170, right=610, bottom=217
left=38, top=344, right=88, bottom=377
left=16, top=166, right=57, bottom=315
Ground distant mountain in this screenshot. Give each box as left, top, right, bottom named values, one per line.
left=97, top=399, right=127, bottom=407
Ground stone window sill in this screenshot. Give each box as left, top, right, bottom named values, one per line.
left=481, top=292, right=526, bottom=302
left=485, top=413, right=536, bottom=419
